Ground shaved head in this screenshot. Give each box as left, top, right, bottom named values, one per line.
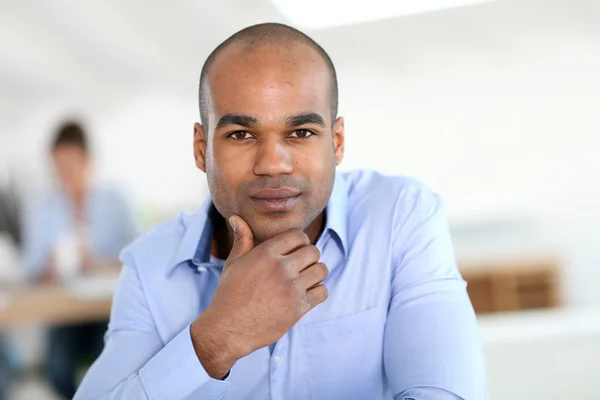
left=198, top=23, right=338, bottom=130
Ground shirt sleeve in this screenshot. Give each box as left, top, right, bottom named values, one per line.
left=105, top=189, right=140, bottom=255
left=20, top=196, right=51, bottom=280
left=74, top=262, right=229, bottom=400
left=384, top=191, right=487, bottom=400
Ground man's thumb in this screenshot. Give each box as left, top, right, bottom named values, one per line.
left=227, top=215, right=254, bottom=263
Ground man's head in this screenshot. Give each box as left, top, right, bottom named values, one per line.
left=51, top=122, right=90, bottom=198
left=194, top=23, right=345, bottom=243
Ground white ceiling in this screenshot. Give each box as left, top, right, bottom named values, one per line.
left=0, top=0, right=285, bottom=128
left=1, top=0, right=599, bottom=132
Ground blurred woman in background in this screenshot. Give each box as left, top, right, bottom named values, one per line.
left=20, top=121, right=138, bottom=399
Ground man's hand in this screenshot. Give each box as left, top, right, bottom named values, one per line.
left=191, top=215, right=329, bottom=379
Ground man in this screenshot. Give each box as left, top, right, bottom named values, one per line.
left=21, top=122, right=138, bottom=399
left=76, top=23, right=486, bottom=400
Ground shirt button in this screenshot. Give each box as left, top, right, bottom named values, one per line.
left=197, top=266, right=207, bottom=273
left=273, top=354, right=283, bottom=364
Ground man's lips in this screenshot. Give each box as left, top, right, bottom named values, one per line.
left=249, top=188, right=300, bottom=199
left=248, top=188, right=301, bottom=212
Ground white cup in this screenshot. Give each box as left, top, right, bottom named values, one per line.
left=54, top=233, right=82, bottom=282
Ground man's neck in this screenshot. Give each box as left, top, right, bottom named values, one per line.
left=304, top=211, right=325, bottom=245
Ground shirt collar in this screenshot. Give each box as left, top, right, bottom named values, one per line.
left=166, top=172, right=348, bottom=276
left=167, top=197, right=214, bottom=276
left=323, top=172, right=349, bottom=259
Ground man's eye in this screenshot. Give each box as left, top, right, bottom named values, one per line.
left=288, top=129, right=315, bottom=139
left=227, top=131, right=254, bottom=140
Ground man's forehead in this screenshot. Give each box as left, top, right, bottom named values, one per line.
left=209, top=40, right=322, bottom=75
left=208, top=43, right=327, bottom=88
left=205, top=42, right=332, bottom=124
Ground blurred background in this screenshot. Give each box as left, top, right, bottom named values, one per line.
left=1, top=0, right=599, bottom=399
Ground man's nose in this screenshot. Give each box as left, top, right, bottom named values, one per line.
left=253, top=138, right=293, bottom=177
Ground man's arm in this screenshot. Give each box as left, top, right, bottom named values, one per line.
left=74, top=262, right=229, bottom=400
left=384, top=192, right=487, bottom=400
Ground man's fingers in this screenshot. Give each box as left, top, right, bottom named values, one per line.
left=299, top=262, right=329, bottom=289
left=262, top=228, right=310, bottom=255
left=286, top=245, right=321, bottom=273
left=305, top=284, right=328, bottom=310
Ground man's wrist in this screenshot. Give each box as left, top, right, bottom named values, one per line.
left=190, top=310, right=241, bottom=379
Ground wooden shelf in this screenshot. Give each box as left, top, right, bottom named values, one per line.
left=459, top=256, right=559, bottom=314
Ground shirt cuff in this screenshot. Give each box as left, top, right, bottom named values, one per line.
left=396, top=387, right=465, bottom=400
left=139, top=324, right=229, bottom=400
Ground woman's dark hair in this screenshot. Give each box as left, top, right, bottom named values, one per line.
left=51, top=121, right=88, bottom=153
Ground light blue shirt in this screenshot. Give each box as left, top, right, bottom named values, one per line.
left=75, top=170, right=486, bottom=400
left=21, top=185, right=138, bottom=279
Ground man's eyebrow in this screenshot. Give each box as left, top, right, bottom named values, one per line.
left=285, top=113, right=326, bottom=128
left=215, top=114, right=259, bottom=130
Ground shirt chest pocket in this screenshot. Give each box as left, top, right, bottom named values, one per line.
left=297, top=307, right=388, bottom=400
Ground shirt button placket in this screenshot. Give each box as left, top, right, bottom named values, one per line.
left=269, top=336, right=288, bottom=400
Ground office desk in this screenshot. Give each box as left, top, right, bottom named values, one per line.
left=480, top=306, right=600, bottom=400
left=0, top=277, right=117, bottom=328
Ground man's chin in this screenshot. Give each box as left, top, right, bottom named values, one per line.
left=249, top=216, right=305, bottom=243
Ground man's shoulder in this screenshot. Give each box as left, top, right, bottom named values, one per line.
left=342, top=169, right=440, bottom=210
left=119, top=211, right=194, bottom=268
left=342, top=171, right=447, bottom=265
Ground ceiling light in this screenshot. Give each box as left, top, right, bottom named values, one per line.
left=270, top=0, right=499, bottom=30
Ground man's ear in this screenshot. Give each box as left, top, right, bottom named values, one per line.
left=332, top=116, right=345, bottom=166
left=193, top=122, right=207, bottom=172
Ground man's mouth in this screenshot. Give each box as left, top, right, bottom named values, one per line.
left=249, top=188, right=301, bottom=212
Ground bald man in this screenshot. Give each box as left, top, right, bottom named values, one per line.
left=75, top=23, right=486, bottom=400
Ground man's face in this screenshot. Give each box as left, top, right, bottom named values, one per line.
left=194, top=42, right=344, bottom=243
left=52, top=145, right=89, bottom=196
